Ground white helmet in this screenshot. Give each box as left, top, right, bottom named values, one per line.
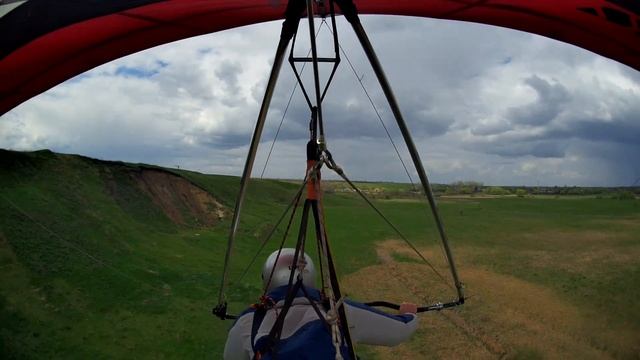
left=262, top=248, right=316, bottom=292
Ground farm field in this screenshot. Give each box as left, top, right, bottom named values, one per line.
left=1, top=149, right=639, bottom=358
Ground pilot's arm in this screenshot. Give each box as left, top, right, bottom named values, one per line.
left=344, top=300, right=419, bottom=346
left=223, top=313, right=254, bottom=360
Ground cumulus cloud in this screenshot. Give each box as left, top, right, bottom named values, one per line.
left=1, top=16, right=639, bottom=186
left=506, top=75, right=570, bottom=126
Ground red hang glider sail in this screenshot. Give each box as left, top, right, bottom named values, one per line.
left=1, top=0, right=639, bottom=116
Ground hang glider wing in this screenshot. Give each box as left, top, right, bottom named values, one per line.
left=1, top=0, right=639, bottom=115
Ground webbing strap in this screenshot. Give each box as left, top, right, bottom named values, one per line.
left=252, top=285, right=336, bottom=360
left=261, top=279, right=304, bottom=357
left=260, top=216, right=309, bottom=358
left=310, top=199, right=355, bottom=358
left=251, top=307, right=268, bottom=359
left=306, top=139, right=321, bottom=200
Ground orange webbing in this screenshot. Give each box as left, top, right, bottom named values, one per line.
left=306, top=160, right=321, bottom=200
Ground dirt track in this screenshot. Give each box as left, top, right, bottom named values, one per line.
left=343, top=240, right=635, bottom=359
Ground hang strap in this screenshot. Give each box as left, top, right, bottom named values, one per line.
left=251, top=306, right=269, bottom=360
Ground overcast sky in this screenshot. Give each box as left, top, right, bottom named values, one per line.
left=1, top=16, right=639, bottom=186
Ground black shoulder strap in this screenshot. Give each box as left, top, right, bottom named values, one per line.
left=251, top=307, right=268, bottom=359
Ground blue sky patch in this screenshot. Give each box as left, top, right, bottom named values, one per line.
left=115, top=60, right=168, bottom=78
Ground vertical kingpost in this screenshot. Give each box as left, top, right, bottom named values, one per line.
left=306, top=0, right=326, bottom=144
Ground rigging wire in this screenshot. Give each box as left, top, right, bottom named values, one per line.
left=341, top=40, right=455, bottom=274
left=328, top=31, right=456, bottom=291
left=323, top=158, right=455, bottom=292
left=336, top=40, right=417, bottom=190
left=260, top=21, right=327, bottom=179
left=0, top=194, right=165, bottom=293
left=236, top=172, right=310, bottom=284
left=314, top=193, right=342, bottom=296
left=345, top=17, right=465, bottom=301
left=259, top=77, right=301, bottom=179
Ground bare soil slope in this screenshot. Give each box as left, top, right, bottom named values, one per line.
left=103, top=166, right=228, bottom=227
left=134, top=169, right=227, bottom=226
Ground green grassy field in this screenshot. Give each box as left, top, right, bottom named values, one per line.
left=1, top=149, right=639, bottom=359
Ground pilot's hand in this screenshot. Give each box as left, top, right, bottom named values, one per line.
left=398, top=302, right=418, bottom=314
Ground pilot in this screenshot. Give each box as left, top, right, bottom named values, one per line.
left=223, top=248, right=419, bottom=359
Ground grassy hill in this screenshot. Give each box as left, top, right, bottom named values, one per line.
left=1, top=149, right=639, bottom=359
left=0, top=149, right=303, bottom=358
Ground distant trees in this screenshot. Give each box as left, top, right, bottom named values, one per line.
left=481, top=187, right=527, bottom=197
left=416, top=181, right=640, bottom=200
left=484, top=186, right=510, bottom=196
left=613, top=190, right=636, bottom=200
left=446, top=181, right=483, bottom=195
left=515, top=189, right=528, bottom=197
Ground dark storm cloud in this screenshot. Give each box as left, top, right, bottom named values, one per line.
left=408, top=109, right=454, bottom=137
left=259, top=93, right=454, bottom=144
left=536, top=81, right=640, bottom=147
left=465, top=125, right=565, bottom=160
left=547, top=117, right=640, bottom=146
left=467, top=135, right=567, bottom=158
left=464, top=68, right=640, bottom=168
left=506, top=75, right=570, bottom=126
left=573, top=140, right=640, bottom=186
left=571, top=120, right=640, bottom=145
